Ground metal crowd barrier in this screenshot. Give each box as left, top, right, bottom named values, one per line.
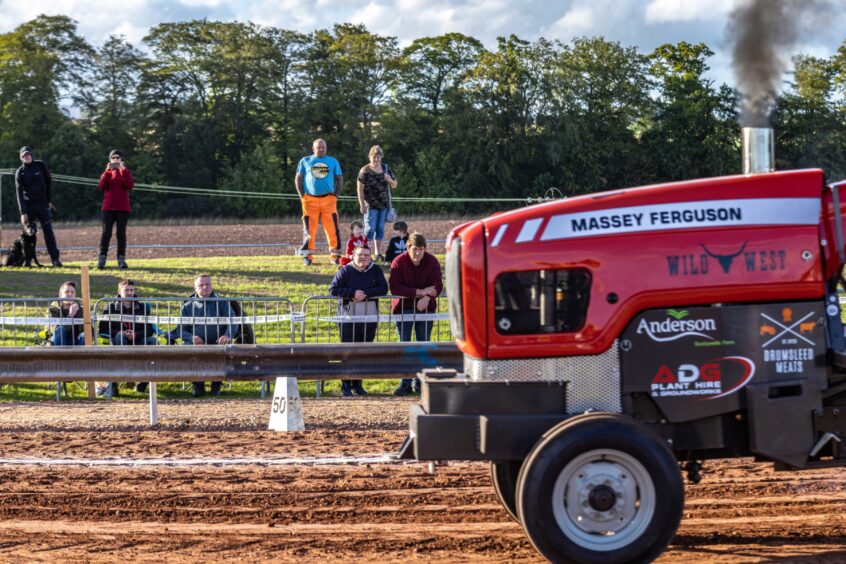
left=91, top=296, right=297, bottom=346
left=299, top=293, right=451, bottom=344
left=0, top=297, right=86, bottom=348
left=0, top=293, right=452, bottom=400
left=300, top=293, right=451, bottom=396
left=0, top=297, right=88, bottom=399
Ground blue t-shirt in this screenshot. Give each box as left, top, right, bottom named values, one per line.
left=297, top=155, right=342, bottom=196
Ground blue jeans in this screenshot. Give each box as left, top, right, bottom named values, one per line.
left=396, top=320, right=433, bottom=388
left=365, top=207, right=389, bottom=242
left=51, top=326, right=85, bottom=346
left=112, top=333, right=158, bottom=346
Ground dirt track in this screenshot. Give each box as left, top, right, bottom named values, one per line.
left=0, top=397, right=845, bottom=563
left=3, top=221, right=846, bottom=562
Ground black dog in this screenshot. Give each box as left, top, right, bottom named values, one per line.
left=1, top=223, right=42, bottom=267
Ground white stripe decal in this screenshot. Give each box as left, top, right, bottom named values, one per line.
left=491, top=224, right=507, bottom=247
left=537, top=198, right=821, bottom=242
left=516, top=218, right=544, bottom=243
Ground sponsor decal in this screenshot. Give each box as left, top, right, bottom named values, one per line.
left=759, top=307, right=818, bottom=374
left=666, top=242, right=787, bottom=276
left=636, top=310, right=717, bottom=342
left=650, top=356, right=755, bottom=399
left=535, top=198, right=821, bottom=242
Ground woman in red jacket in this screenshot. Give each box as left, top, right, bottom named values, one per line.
left=97, top=149, right=134, bottom=269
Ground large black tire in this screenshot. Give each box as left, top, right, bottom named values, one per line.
left=490, top=461, right=522, bottom=522
left=516, top=413, right=683, bottom=564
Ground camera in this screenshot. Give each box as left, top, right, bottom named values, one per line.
left=109, top=162, right=119, bottom=169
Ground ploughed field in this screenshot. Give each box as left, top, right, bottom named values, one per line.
left=44, top=219, right=467, bottom=260
left=0, top=397, right=844, bottom=563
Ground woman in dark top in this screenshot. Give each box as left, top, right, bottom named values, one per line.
left=328, top=245, right=389, bottom=396
left=357, top=145, right=397, bottom=263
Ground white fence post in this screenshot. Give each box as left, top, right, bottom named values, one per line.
left=149, top=382, right=158, bottom=425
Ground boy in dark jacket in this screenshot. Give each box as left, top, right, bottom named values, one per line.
left=384, top=221, right=408, bottom=264
left=98, top=279, right=158, bottom=394
left=328, top=245, right=388, bottom=396
left=98, top=279, right=157, bottom=346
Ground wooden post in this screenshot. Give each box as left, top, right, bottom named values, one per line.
left=80, top=265, right=97, bottom=399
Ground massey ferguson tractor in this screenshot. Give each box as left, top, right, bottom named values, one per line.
left=399, top=128, right=846, bottom=563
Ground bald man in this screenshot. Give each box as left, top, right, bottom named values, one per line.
left=295, top=138, right=343, bottom=265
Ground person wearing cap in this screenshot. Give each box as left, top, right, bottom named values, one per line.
left=97, top=149, right=135, bottom=269
left=15, top=146, right=62, bottom=267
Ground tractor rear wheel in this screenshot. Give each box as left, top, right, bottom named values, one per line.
left=490, top=461, right=521, bottom=522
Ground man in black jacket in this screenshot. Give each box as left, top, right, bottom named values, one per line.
left=15, top=146, right=62, bottom=267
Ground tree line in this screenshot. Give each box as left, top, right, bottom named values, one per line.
left=1, top=15, right=845, bottom=221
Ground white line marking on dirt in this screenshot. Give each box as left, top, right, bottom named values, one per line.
left=0, top=454, right=407, bottom=467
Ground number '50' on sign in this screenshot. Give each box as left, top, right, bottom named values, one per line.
left=272, top=397, right=287, bottom=414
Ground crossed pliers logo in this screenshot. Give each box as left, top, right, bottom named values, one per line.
left=760, top=311, right=815, bottom=348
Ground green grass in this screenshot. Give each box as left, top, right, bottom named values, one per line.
left=0, top=254, right=444, bottom=402
left=0, top=379, right=405, bottom=401
left=0, top=255, right=338, bottom=300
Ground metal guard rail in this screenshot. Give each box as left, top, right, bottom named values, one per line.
left=0, top=342, right=462, bottom=382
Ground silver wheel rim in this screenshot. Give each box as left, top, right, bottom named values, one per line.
left=551, top=448, right=656, bottom=552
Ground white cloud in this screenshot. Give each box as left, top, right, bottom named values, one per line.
left=645, top=0, right=733, bottom=23
left=545, top=6, right=595, bottom=37
left=179, top=0, right=224, bottom=6
left=1, top=0, right=844, bottom=91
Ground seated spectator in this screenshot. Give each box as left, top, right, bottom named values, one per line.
left=328, top=245, right=388, bottom=396
left=389, top=233, right=443, bottom=396
left=177, top=274, right=235, bottom=397
left=98, top=279, right=157, bottom=394
left=385, top=221, right=408, bottom=264
left=47, top=281, right=85, bottom=346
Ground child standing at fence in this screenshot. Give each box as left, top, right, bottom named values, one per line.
left=339, top=220, right=368, bottom=267
left=384, top=221, right=408, bottom=264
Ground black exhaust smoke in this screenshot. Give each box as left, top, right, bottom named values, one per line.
left=728, top=0, right=832, bottom=173
left=729, top=0, right=831, bottom=128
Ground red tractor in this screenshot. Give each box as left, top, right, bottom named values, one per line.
left=400, top=165, right=846, bottom=563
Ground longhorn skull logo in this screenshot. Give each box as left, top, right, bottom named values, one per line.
left=701, top=242, right=747, bottom=274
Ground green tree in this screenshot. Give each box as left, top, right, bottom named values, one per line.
left=81, top=35, right=146, bottom=158
left=643, top=42, right=738, bottom=181
left=398, top=33, right=483, bottom=117
left=774, top=54, right=846, bottom=178
left=0, top=15, right=94, bottom=161
left=547, top=37, right=653, bottom=192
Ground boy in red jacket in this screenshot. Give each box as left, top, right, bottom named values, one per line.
left=97, top=149, right=135, bottom=269
left=339, top=220, right=368, bottom=266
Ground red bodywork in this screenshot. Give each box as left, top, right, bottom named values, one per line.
left=452, top=169, right=835, bottom=360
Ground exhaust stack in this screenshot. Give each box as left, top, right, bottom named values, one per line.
left=742, top=127, right=774, bottom=174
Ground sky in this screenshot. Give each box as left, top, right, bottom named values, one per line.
left=0, top=0, right=844, bottom=90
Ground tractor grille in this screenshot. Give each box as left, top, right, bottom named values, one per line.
left=464, top=341, right=621, bottom=413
